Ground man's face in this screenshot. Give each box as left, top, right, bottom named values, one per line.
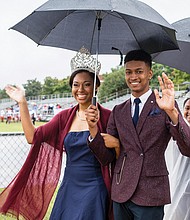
left=125, top=60, right=153, bottom=97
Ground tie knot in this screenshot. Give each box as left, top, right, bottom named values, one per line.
left=134, top=98, right=141, bottom=105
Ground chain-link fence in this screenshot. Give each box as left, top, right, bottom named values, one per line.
left=0, top=133, right=29, bottom=187
left=0, top=132, right=66, bottom=220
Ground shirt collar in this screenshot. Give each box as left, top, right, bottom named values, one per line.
left=131, top=89, right=152, bottom=105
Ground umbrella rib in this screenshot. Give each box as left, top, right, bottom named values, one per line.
left=118, top=13, right=141, bottom=49
left=89, top=15, right=98, bottom=53
left=99, top=11, right=142, bottom=49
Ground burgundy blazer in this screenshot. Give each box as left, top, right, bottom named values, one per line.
left=89, top=92, right=190, bottom=206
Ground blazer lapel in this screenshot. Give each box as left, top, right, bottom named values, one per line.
left=124, top=99, right=143, bottom=151
left=136, top=92, right=156, bottom=134
left=124, top=99, right=136, bottom=130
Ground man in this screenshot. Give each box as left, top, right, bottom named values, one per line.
left=85, top=50, right=190, bottom=220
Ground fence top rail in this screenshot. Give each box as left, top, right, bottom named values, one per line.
left=0, top=132, right=24, bottom=136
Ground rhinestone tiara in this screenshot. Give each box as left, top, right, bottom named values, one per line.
left=70, top=47, right=101, bottom=74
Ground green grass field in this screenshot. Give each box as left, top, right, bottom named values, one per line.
left=0, top=121, right=45, bottom=132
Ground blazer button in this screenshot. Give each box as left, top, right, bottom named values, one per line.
left=140, top=153, right=144, bottom=156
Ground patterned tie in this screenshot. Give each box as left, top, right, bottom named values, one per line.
left=132, top=98, right=141, bottom=127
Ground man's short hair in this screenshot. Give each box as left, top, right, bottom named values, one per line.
left=124, top=50, right=152, bottom=68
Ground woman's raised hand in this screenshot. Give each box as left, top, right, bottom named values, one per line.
left=5, top=85, right=26, bottom=103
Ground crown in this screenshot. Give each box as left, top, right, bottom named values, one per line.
left=70, top=47, right=101, bottom=74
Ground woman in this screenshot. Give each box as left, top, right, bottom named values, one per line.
left=164, top=97, right=190, bottom=220
left=0, top=47, right=116, bottom=220
left=183, top=98, right=190, bottom=124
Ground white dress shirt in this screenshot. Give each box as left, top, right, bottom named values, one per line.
left=131, top=89, right=152, bottom=117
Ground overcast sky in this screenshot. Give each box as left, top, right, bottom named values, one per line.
left=1, top=0, right=190, bottom=89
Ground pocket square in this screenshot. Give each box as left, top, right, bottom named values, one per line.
left=149, top=107, right=161, bottom=116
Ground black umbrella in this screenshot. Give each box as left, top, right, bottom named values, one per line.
left=153, top=17, right=190, bottom=74
left=10, top=0, right=178, bottom=54
left=10, top=0, right=179, bottom=103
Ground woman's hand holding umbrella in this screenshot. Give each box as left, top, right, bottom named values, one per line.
left=86, top=104, right=120, bottom=158
left=85, top=104, right=99, bottom=138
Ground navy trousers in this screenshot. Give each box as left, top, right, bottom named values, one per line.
left=113, top=200, right=164, bottom=220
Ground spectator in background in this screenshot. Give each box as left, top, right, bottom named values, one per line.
left=31, top=113, right=36, bottom=125
left=54, top=104, right=62, bottom=115
left=5, top=108, right=12, bottom=124
left=164, top=98, right=190, bottom=220
left=184, top=98, right=190, bottom=124
left=0, top=109, right=5, bottom=122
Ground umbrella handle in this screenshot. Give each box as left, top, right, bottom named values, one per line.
left=92, top=96, right=97, bottom=106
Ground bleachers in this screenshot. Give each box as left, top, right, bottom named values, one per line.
left=0, top=90, right=189, bottom=112
left=0, top=96, right=76, bottom=111
left=101, top=94, right=130, bottom=109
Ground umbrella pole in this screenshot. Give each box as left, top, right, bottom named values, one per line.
left=92, top=17, right=102, bottom=106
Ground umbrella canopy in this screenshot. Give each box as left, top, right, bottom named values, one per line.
left=10, top=0, right=179, bottom=55
left=153, top=17, right=190, bottom=74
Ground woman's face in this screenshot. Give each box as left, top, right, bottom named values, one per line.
left=72, top=71, right=94, bottom=107
left=184, top=99, right=190, bottom=124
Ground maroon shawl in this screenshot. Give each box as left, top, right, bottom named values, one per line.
left=0, top=104, right=112, bottom=220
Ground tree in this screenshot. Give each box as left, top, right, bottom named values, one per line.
left=152, top=62, right=190, bottom=90
left=23, top=79, right=42, bottom=97
left=98, top=66, right=127, bottom=100
left=42, top=77, right=59, bottom=95
left=172, top=69, right=190, bottom=85
left=52, top=77, right=71, bottom=94
left=151, top=63, right=174, bottom=88
left=0, top=89, right=8, bottom=99
left=42, top=76, right=71, bottom=95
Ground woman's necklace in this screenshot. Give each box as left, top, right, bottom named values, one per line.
left=76, top=110, right=86, bottom=121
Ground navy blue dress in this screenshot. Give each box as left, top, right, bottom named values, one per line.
left=50, top=131, right=108, bottom=220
